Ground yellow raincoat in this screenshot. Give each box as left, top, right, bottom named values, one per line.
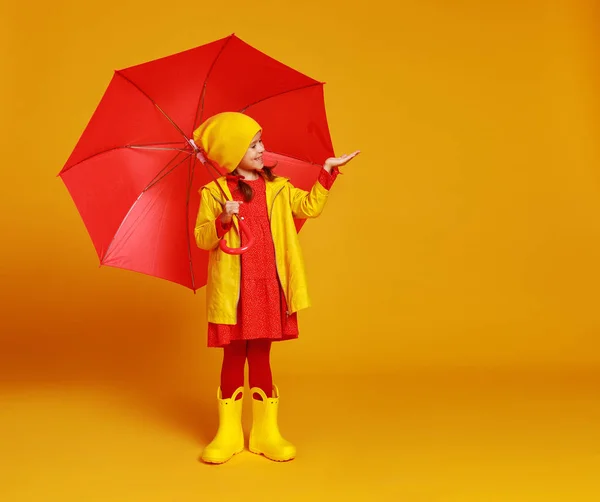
left=194, top=175, right=332, bottom=324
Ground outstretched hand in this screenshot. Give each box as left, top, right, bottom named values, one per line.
left=323, top=150, right=360, bottom=173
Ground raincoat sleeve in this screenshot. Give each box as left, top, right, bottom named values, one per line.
left=215, top=217, right=233, bottom=238
left=194, top=188, right=224, bottom=251
left=289, top=167, right=341, bottom=219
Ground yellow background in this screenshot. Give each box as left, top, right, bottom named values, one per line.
left=1, top=0, right=599, bottom=500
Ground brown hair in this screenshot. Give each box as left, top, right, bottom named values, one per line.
left=232, top=165, right=277, bottom=202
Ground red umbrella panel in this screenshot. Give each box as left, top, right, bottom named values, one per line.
left=59, top=34, right=335, bottom=291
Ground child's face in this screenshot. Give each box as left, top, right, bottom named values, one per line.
left=238, top=131, right=265, bottom=172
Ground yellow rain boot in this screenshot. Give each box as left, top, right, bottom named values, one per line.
left=249, top=385, right=296, bottom=462
left=201, top=387, right=244, bottom=464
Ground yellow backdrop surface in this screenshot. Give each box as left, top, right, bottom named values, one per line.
left=1, top=0, right=599, bottom=381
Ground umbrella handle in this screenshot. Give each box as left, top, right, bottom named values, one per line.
left=219, top=216, right=255, bottom=255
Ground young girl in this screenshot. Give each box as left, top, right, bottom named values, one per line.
left=193, top=112, right=358, bottom=464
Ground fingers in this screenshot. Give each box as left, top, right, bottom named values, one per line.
left=225, top=201, right=242, bottom=216
left=338, top=150, right=360, bottom=165
left=338, top=151, right=360, bottom=161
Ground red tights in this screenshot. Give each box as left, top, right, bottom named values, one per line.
left=220, top=339, right=273, bottom=400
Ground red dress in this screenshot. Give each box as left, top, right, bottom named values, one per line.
left=207, top=170, right=338, bottom=348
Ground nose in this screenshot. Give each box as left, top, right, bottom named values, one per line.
left=257, top=142, right=265, bottom=153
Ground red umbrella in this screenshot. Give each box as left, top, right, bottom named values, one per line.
left=58, top=34, right=335, bottom=291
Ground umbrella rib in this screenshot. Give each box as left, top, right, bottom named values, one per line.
left=129, top=142, right=183, bottom=146
left=266, top=150, right=328, bottom=167
left=115, top=71, right=192, bottom=144
left=128, top=145, right=190, bottom=153
left=185, top=154, right=197, bottom=291
left=194, top=34, right=235, bottom=127
left=60, top=143, right=188, bottom=174
left=144, top=151, right=192, bottom=192
left=61, top=145, right=124, bottom=174
left=103, top=151, right=191, bottom=262
left=239, top=81, right=323, bottom=113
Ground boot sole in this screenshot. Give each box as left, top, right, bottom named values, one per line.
left=249, top=447, right=295, bottom=462
left=201, top=446, right=244, bottom=464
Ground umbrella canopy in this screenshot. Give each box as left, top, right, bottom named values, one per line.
left=59, top=34, right=335, bottom=291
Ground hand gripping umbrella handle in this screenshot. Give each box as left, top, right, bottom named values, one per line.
left=219, top=216, right=255, bottom=255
